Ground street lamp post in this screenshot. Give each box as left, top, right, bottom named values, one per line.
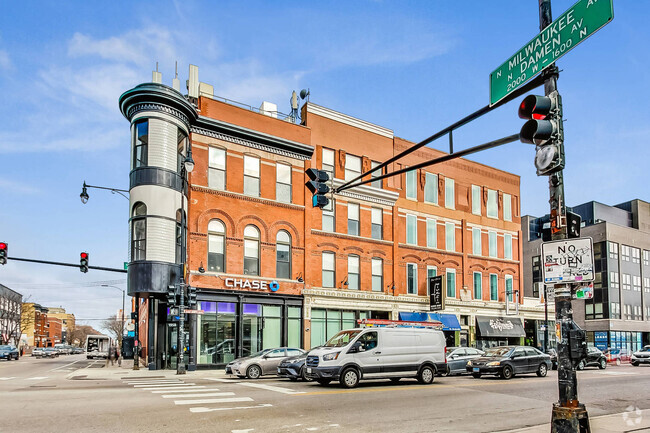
left=102, top=284, right=125, bottom=358
left=177, top=143, right=194, bottom=375
left=80, top=182, right=129, bottom=203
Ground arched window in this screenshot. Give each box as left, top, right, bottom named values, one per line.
left=131, top=202, right=147, bottom=261
left=208, top=220, right=226, bottom=272
left=276, top=231, right=291, bottom=279
left=175, top=209, right=185, bottom=264
left=243, top=225, right=260, bottom=276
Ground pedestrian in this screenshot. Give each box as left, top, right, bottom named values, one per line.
left=117, top=346, right=122, bottom=367
left=108, top=345, right=117, bottom=366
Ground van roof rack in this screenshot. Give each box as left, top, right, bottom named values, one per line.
left=357, top=318, right=443, bottom=330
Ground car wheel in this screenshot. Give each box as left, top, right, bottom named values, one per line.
left=417, top=366, right=435, bottom=384
left=599, top=359, right=607, bottom=369
left=246, top=365, right=261, bottom=379
left=537, top=363, right=548, bottom=377
left=631, top=361, right=639, bottom=367
left=289, top=376, right=298, bottom=382
left=340, top=368, right=360, bottom=389
left=301, top=367, right=312, bottom=382
left=616, top=359, right=621, bottom=366
left=501, top=365, right=513, bottom=380
left=577, top=360, right=585, bottom=371
left=316, top=379, right=331, bottom=386
left=389, top=378, right=401, bottom=383
left=471, top=373, right=482, bottom=379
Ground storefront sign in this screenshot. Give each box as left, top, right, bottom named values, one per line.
left=476, top=315, right=526, bottom=338
left=428, top=276, right=444, bottom=311
left=594, top=331, right=608, bottom=351
left=224, top=278, right=279, bottom=292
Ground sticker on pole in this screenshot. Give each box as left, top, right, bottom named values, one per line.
left=541, top=237, right=594, bottom=284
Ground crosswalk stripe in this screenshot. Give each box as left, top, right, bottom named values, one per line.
left=126, top=380, right=184, bottom=385
left=205, top=378, right=237, bottom=382
left=26, top=377, right=48, bottom=380
left=174, top=397, right=253, bottom=405
left=134, top=383, right=194, bottom=388
left=0, top=377, right=17, bottom=381
left=162, top=392, right=235, bottom=398
left=141, top=385, right=199, bottom=391
left=150, top=386, right=208, bottom=393
left=237, top=382, right=305, bottom=394
left=189, top=403, right=273, bottom=413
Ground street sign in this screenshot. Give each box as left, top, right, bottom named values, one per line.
left=489, top=0, right=613, bottom=106
left=541, top=237, right=594, bottom=284
left=184, top=309, right=204, bottom=315
left=124, top=262, right=128, bottom=270
left=429, top=276, right=444, bottom=311
left=575, top=283, right=594, bottom=300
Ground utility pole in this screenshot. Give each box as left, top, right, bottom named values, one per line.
left=133, top=294, right=139, bottom=370
left=539, top=1, right=590, bottom=431
left=177, top=279, right=186, bottom=375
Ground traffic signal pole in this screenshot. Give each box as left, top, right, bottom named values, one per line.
left=539, top=1, right=590, bottom=431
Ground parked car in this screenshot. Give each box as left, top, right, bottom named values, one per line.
left=306, top=327, right=447, bottom=388
left=226, top=347, right=306, bottom=379
left=445, top=347, right=485, bottom=375
left=31, top=347, right=46, bottom=357
left=41, top=348, right=60, bottom=358
left=467, top=346, right=551, bottom=380
left=547, top=348, right=558, bottom=370
left=0, top=345, right=19, bottom=360
left=277, top=350, right=314, bottom=381
left=72, top=347, right=84, bottom=354
left=631, top=345, right=650, bottom=366
left=577, top=347, right=607, bottom=370
left=603, top=348, right=631, bottom=365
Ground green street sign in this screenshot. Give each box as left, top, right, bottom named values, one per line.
left=124, top=262, right=128, bottom=270
left=490, top=0, right=613, bottom=106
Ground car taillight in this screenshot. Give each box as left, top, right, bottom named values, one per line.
left=444, top=347, right=448, bottom=363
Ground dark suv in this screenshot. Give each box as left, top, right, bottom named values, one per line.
left=467, top=346, right=551, bottom=380
left=577, top=346, right=607, bottom=370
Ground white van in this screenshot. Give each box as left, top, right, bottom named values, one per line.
left=305, top=327, right=446, bottom=388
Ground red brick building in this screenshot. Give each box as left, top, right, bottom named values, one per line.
left=122, top=66, right=537, bottom=370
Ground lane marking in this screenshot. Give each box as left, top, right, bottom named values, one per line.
left=237, top=382, right=305, bottom=394
left=174, top=397, right=254, bottom=405
left=50, top=360, right=82, bottom=372
left=162, top=392, right=235, bottom=398
left=150, top=386, right=210, bottom=393
left=134, top=383, right=195, bottom=388
left=0, top=377, right=16, bottom=380
left=190, top=403, right=272, bottom=413
left=26, top=376, right=48, bottom=380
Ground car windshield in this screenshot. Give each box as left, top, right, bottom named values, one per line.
left=324, top=330, right=362, bottom=347
left=249, top=349, right=273, bottom=358
left=484, top=347, right=513, bottom=357
left=640, top=346, right=650, bottom=352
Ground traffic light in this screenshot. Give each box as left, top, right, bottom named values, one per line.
left=79, top=252, right=89, bottom=273
left=167, top=285, right=177, bottom=307
left=305, top=168, right=330, bottom=208
left=518, top=91, right=564, bottom=175
left=567, top=211, right=581, bottom=239
left=0, top=242, right=7, bottom=265
left=187, top=286, right=197, bottom=308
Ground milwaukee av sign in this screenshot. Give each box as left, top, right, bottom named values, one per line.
left=490, top=0, right=613, bottom=105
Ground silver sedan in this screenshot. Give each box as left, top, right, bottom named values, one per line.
left=226, top=347, right=305, bottom=379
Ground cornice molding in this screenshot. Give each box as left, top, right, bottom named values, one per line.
left=306, top=103, right=393, bottom=139
left=129, top=103, right=190, bottom=128
left=191, top=185, right=306, bottom=211
left=332, top=178, right=399, bottom=207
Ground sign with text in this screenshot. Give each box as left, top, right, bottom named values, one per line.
left=429, top=276, right=444, bottom=311
left=183, top=309, right=204, bottom=315
left=489, top=0, right=614, bottom=105
left=542, top=237, right=594, bottom=284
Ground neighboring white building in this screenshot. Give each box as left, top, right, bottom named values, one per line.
left=0, top=284, right=23, bottom=347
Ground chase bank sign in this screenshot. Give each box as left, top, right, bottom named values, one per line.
left=224, top=278, right=280, bottom=292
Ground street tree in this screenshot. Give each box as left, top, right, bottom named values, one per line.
left=101, top=315, right=124, bottom=349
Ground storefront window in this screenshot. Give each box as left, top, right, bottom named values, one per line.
left=242, top=304, right=281, bottom=354
left=196, top=302, right=235, bottom=366
left=310, top=308, right=366, bottom=348
left=287, top=307, right=302, bottom=348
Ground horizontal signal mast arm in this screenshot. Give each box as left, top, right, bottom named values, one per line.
left=7, top=257, right=127, bottom=273
left=335, top=134, right=521, bottom=193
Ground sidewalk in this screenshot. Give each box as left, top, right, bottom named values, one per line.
left=505, top=408, right=650, bottom=433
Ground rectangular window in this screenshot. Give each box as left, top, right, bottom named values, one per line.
left=505, top=275, right=513, bottom=302
left=208, top=147, right=226, bottom=190
left=490, top=274, right=498, bottom=301
left=243, top=155, right=260, bottom=197
left=371, top=161, right=382, bottom=188
left=424, top=173, right=438, bottom=204
left=445, top=178, right=455, bottom=209
left=504, top=234, right=513, bottom=259
left=322, top=148, right=335, bottom=179
left=610, top=272, right=619, bottom=289
left=622, top=273, right=631, bottom=291
left=371, top=208, right=383, bottom=240
left=406, top=214, right=417, bottom=245
left=133, top=120, right=148, bottom=169
left=644, top=250, right=649, bottom=266
left=644, top=277, right=650, bottom=292
left=372, top=258, right=383, bottom=292
left=347, top=203, right=359, bottom=236
left=472, top=228, right=482, bottom=255
left=503, top=193, right=512, bottom=221
left=322, top=252, right=335, bottom=288
left=427, top=219, right=437, bottom=248
left=487, top=189, right=498, bottom=218
left=427, top=266, right=437, bottom=295
left=473, top=272, right=482, bottom=300
left=406, top=169, right=417, bottom=200
left=446, top=269, right=456, bottom=298
left=621, top=245, right=630, bottom=262
left=348, top=255, right=360, bottom=290
left=471, top=185, right=481, bottom=215
left=488, top=231, right=497, bottom=257
left=631, top=247, right=640, bottom=264
left=445, top=222, right=455, bottom=252
left=609, top=242, right=618, bottom=259
left=276, top=163, right=292, bottom=203
left=407, top=263, right=418, bottom=295
left=345, top=155, right=361, bottom=181
left=633, top=276, right=641, bottom=292
left=322, top=199, right=335, bottom=232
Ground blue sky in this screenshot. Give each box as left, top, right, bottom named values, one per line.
left=0, top=1, right=647, bottom=329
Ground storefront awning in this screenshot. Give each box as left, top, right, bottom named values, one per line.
left=398, top=312, right=461, bottom=331
left=476, top=316, right=526, bottom=338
